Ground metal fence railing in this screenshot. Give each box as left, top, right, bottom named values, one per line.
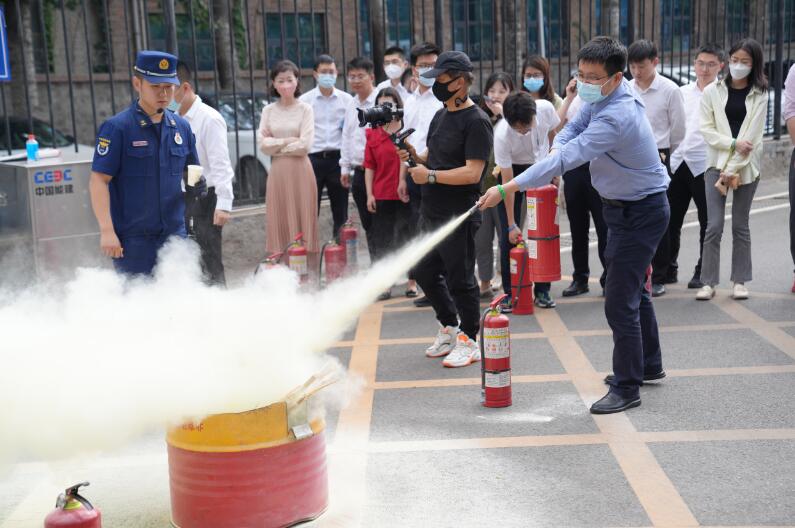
left=2, top=0, right=793, bottom=205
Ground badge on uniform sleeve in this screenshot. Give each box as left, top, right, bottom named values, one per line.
left=174, top=132, right=183, bottom=145
left=96, top=137, right=111, bottom=156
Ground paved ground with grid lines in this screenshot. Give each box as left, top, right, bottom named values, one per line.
left=1, top=177, right=793, bottom=527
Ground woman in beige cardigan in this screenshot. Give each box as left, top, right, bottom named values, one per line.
left=698, top=38, right=768, bottom=301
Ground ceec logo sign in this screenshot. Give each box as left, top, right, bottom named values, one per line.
left=33, top=169, right=72, bottom=184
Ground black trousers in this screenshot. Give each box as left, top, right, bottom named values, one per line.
left=667, top=162, right=708, bottom=278
left=351, top=168, right=376, bottom=260
left=563, top=162, right=607, bottom=286
left=602, top=191, right=669, bottom=399
left=370, top=199, right=413, bottom=261
left=651, top=148, right=673, bottom=284
left=406, top=184, right=422, bottom=281
left=186, top=187, right=226, bottom=286
left=789, top=149, right=795, bottom=273
left=497, top=164, right=550, bottom=296
left=413, top=215, right=481, bottom=340
left=309, top=151, right=349, bottom=238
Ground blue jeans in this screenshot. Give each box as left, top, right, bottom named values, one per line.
left=113, top=231, right=185, bottom=276
left=602, top=191, right=670, bottom=399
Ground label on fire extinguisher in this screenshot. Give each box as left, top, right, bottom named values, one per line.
left=484, top=326, right=510, bottom=359
left=289, top=255, right=308, bottom=277
left=527, top=240, right=538, bottom=260
left=485, top=370, right=511, bottom=388
left=526, top=196, right=537, bottom=231
left=554, top=196, right=560, bottom=225
left=510, top=257, right=518, bottom=275
left=346, top=241, right=357, bottom=271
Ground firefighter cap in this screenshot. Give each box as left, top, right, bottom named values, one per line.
left=133, top=50, right=180, bottom=86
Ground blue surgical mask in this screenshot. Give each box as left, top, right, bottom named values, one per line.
left=576, top=77, right=611, bottom=104
left=523, top=77, right=544, bottom=93
left=317, top=73, right=337, bottom=89
left=167, top=99, right=180, bottom=112
left=418, top=67, right=436, bottom=87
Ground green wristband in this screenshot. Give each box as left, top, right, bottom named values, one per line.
left=497, top=184, right=506, bottom=200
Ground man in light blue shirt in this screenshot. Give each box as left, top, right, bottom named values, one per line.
left=479, top=37, right=670, bottom=414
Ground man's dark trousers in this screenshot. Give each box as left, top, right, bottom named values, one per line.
left=309, top=150, right=348, bottom=238
left=789, top=148, right=795, bottom=274
left=667, top=162, right=708, bottom=280
left=563, top=162, right=607, bottom=287
left=187, top=187, right=226, bottom=286
left=413, top=215, right=482, bottom=340
left=351, top=167, right=376, bottom=260
left=651, top=148, right=672, bottom=284
left=602, top=191, right=670, bottom=399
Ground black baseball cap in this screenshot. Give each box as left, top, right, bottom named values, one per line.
left=420, top=51, right=474, bottom=79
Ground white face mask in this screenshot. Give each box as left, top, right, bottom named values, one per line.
left=384, top=64, right=404, bottom=80
left=418, top=67, right=436, bottom=87
left=729, top=63, right=751, bottom=80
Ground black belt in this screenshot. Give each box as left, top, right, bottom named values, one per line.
left=600, top=191, right=665, bottom=208
left=309, top=150, right=341, bottom=159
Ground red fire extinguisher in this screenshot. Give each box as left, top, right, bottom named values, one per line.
left=44, top=482, right=102, bottom=528
left=287, top=233, right=309, bottom=284
left=480, top=294, right=512, bottom=408
left=254, top=252, right=283, bottom=275
left=320, top=240, right=346, bottom=285
left=509, top=239, right=534, bottom=316
left=525, top=185, right=562, bottom=283
left=338, top=222, right=357, bottom=274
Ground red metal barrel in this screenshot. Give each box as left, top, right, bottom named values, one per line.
left=167, top=404, right=328, bottom=528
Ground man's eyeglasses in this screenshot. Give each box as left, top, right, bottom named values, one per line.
left=575, top=73, right=611, bottom=84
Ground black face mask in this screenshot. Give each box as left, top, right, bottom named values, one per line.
left=432, top=77, right=458, bottom=102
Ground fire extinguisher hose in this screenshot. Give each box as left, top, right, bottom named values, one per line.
left=319, top=241, right=332, bottom=281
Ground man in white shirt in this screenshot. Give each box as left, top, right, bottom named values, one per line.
left=299, top=54, right=353, bottom=237
left=375, top=45, right=412, bottom=104
left=628, top=39, right=686, bottom=296
left=175, top=61, right=235, bottom=285
left=496, top=91, right=560, bottom=308
left=668, top=44, right=725, bottom=290
left=340, top=57, right=378, bottom=260
left=400, top=42, right=442, bottom=307
left=557, top=81, right=608, bottom=298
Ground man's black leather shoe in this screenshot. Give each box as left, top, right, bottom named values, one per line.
left=413, top=296, right=432, bottom=307
left=688, top=272, right=704, bottom=289
left=562, top=280, right=589, bottom=297
left=590, top=392, right=641, bottom=414
left=604, top=370, right=666, bottom=385
left=651, top=283, right=666, bottom=297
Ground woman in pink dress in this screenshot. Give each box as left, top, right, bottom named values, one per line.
left=257, top=60, right=318, bottom=265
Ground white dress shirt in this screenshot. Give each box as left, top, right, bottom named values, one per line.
left=494, top=98, right=561, bottom=168
left=403, top=87, right=443, bottom=157
left=629, top=73, right=687, bottom=153
left=375, top=78, right=412, bottom=106
left=670, top=82, right=708, bottom=176
left=340, top=89, right=377, bottom=174
left=182, top=95, right=235, bottom=211
left=565, top=95, right=584, bottom=121
left=299, top=86, right=352, bottom=153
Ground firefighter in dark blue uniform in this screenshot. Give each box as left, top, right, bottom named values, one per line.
left=89, top=50, right=203, bottom=276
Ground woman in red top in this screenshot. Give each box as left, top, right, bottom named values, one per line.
left=364, top=87, right=414, bottom=300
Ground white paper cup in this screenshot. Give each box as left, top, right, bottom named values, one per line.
left=187, top=165, right=204, bottom=186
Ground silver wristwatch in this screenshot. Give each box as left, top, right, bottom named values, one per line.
left=428, top=170, right=437, bottom=184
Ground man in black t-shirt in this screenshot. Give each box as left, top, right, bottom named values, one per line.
left=398, top=51, right=493, bottom=368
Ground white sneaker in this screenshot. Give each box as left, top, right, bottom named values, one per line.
left=696, top=285, right=715, bottom=300
left=732, top=282, right=749, bottom=300
left=442, top=333, right=481, bottom=368
left=426, top=325, right=459, bottom=358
